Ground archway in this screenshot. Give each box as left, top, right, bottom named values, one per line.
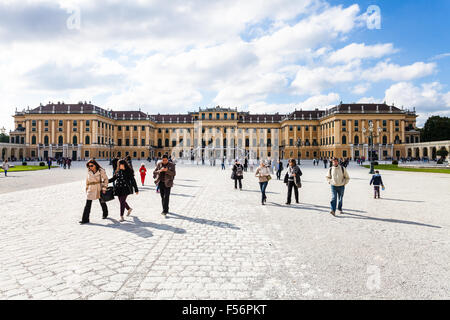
left=423, top=148, right=428, bottom=157
left=1, top=148, right=6, bottom=160
left=415, top=148, right=420, bottom=159
left=407, top=148, right=412, bottom=157
left=432, top=147, right=437, bottom=160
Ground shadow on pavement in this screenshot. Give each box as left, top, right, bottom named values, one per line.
left=299, top=202, right=367, bottom=213
left=337, top=212, right=441, bottom=229
left=166, top=212, right=240, bottom=230
left=378, top=198, right=425, bottom=203
left=86, top=216, right=186, bottom=238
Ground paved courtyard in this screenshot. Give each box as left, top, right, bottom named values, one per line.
left=0, top=160, right=448, bottom=299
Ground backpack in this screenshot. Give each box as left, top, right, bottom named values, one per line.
left=328, top=166, right=345, bottom=177
left=236, top=165, right=243, bottom=176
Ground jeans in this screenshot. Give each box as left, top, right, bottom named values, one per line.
left=374, top=186, right=380, bottom=198
left=4, top=170, right=7, bottom=176
left=82, top=199, right=108, bottom=222
left=118, top=195, right=131, bottom=217
left=159, top=181, right=171, bottom=213
left=330, top=185, right=345, bottom=212
left=276, top=170, right=282, bottom=180
left=234, top=178, right=242, bottom=189
left=259, top=181, right=268, bottom=202
left=287, top=181, right=299, bottom=203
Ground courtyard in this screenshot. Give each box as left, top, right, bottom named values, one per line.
left=0, top=160, right=448, bottom=299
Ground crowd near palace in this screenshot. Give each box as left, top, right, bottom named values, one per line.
left=6, top=102, right=420, bottom=162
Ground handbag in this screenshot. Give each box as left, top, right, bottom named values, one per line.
left=101, top=186, right=115, bottom=202
left=267, top=175, right=272, bottom=181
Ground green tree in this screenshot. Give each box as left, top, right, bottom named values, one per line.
left=436, top=147, right=449, bottom=160
left=420, top=116, right=450, bottom=142
left=0, top=133, right=9, bottom=143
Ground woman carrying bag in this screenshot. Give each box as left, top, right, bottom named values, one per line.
left=109, top=159, right=139, bottom=222
left=284, top=158, right=302, bottom=205
left=79, top=159, right=109, bottom=224
left=231, top=159, right=244, bottom=190
left=255, top=160, right=271, bottom=205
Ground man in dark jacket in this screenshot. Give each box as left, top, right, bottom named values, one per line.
left=276, top=159, right=284, bottom=180
left=153, top=154, right=176, bottom=216
left=370, top=171, right=384, bottom=199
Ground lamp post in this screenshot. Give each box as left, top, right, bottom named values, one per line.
left=108, top=139, right=115, bottom=165
left=362, top=122, right=382, bottom=174
left=295, top=138, right=302, bottom=163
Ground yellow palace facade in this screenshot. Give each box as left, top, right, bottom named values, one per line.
left=8, top=102, right=419, bottom=161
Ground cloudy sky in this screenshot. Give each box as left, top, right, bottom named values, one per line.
left=1, top=0, right=449, bottom=131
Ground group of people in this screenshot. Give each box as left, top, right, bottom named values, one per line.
left=57, top=157, right=72, bottom=169
left=79, top=154, right=176, bottom=224
left=231, top=157, right=385, bottom=216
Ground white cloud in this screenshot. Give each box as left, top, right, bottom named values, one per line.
left=328, top=43, right=396, bottom=64
left=362, top=61, right=436, bottom=82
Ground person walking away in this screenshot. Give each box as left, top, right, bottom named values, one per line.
left=370, top=170, right=384, bottom=199
left=232, top=159, right=244, bottom=190
left=326, top=158, right=350, bottom=216
left=112, top=157, right=119, bottom=175
left=244, top=157, right=248, bottom=172
left=109, top=159, right=139, bottom=222
left=2, top=159, right=10, bottom=177
left=276, top=159, right=284, bottom=180
left=139, top=163, right=147, bottom=186
left=153, top=154, right=176, bottom=216
left=255, top=160, right=271, bottom=205
left=67, top=158, right=72, bottom=169
left=80, top=159, right=109, bottom=224
left=284, top=159, right=302, bottom=205
left=323, top=158, right=328, bottom=168
left=221, top=157, right=226, bottom=170
left=47, top=158, right=52, bottom=170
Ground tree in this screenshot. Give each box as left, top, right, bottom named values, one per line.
left=0, top=133, right=9, bottom=143
left=436, top=147, right=449, bottom=160
left=420, top=116, right=450, bottom=142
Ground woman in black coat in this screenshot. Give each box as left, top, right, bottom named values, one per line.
left=284, top=158, right=302, bottom=205
left=232, top=160, right=244, bottom=190
left=109, top=159, right=139, bottom=222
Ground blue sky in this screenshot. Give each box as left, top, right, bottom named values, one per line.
left=0, top=0, right=449, bottom=131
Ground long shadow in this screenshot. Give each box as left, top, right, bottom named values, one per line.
left=266, top=202, right=330, bottom=213
left=166, top=212, right=240, bottom=230
left=379, top=198, right=425, bottom=203
left=338, top=212, right=441, bottom=229
left=240, top=189, right=280, bottom=195
left=174, top=184, right=202, bottom=188
left=299, top=202, right=367, bottom=213
left=176, top=179, right=199, bottom=182
left=170, top=193, right=195, bottom=198
left=86, top=216, right=186, bottom=238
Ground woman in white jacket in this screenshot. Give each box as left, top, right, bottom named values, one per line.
left=2, top=160, right=10, bottom=177
left=255, top=160, right=271, bottom=205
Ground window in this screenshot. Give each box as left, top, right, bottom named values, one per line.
left=158, top=128, right=161, bottom=133
left=342, top=136, right=347, bottom=145
left=85, top=151, right=89, bottom=158
left=118, top=126, right=122, bottom=131
left=73, top=120, right=77, bottom=126
left=142, top=126, right=145, bottom=131
left=141, top=139, right=145, bottom=146
left=45, top=120, right=49, bottom=126
left=231, top=114, right=235, bottom=120
left=165, top=139, right=169, bottom=147
left=382, top=136, right=387, bottom=144
left=354, top=135, right=359, bottom=145
left=289, top=139, right=293, bottom=146
left=216, top=114, right=220, bottom=120
left=342, top=120, right=346, bottom=126
left=305, top=125, right=309, bottom=131
left=73, top=136, right=77, bottom=145
left=289, top=126, right=293, bottom=131
left=297, top=126, right=301, bottom=131
left=44, top=136, right=49, bottom=145
left=202, top=113, right=205, bottom=120
left=134, top=126, right=137, bottom=131
left=86, top=120, right=90, bottom=126
left=224, top=113, right=228, bottom=120
left=208, top=113, right=212, bottom=120
left=126, top=139, right=130, bottom=146
left=118, top=139, right=122, bottom=146
left=158, top=139, right=162, bottom=147
left=32, top=120, right=36, bottom=126
left=85, top=136, right=90, bottom=145
left=31, top=136, right=36, bottom=144
left=395, top=120, right=399, bottom=126
left=126, top=126, right=130, bottom=131
left=313, top=126, right=317, bottom=131
left=133, top=139, right=138, bottom=146
left=343, top=150, right=347, bottom=157
left=59, top=120, right=63, bottom=126
left=354, top=120, right=359, bottom=127
left=383, top=120, right=387, bottom=127
left=58, top=136, right=63, bottom=144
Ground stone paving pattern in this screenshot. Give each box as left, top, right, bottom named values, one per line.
left=0, top=161, right=448, bottom=299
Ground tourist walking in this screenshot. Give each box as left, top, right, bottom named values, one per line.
left=244, top=157, right=248, bottom=172
left=284, top=159, right=302, bottom=205
left=255, top=160, right=271, bottom=205
left=139, top=163, right=147, bottom=186
left=109, top=159, right=139, bottom=222
left=153, top=154, right=176, bottom=216
left=231, top=159, right=244, bottom=190
left=326, top=158, right=350, bottom=216
left=2, top=159, right=9, bottom=177
left=323, top=158, right=328, bottom=168
left=79, top=159, right=109, bottom=224
left=221, top=157, right=226, bottom=170
left=47, top=158, right=52, bottom=170
left=370, top=170, right=385, bottom=199
left=276, top=159, right=284, bottom=180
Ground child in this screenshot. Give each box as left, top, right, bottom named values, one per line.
left=369, top=170, right=384, bottom=199
left=139, top=163, right=147, bottom=186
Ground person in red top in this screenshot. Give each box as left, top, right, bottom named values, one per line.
left=139, top=163, right=147, bottom=186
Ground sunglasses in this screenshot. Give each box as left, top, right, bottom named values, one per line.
left=88, top=164, right=95, bottom=167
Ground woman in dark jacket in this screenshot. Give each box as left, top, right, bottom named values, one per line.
left=232, top=159, right=244, bottom=190
left=109, top=159, right=139, bottom=222
left=284, top=158, right=302, bottom=205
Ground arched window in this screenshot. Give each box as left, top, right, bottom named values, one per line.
left=73, top=135, right=78, bottom=145
left=58, top=136, right=63, bottom=144
left=342, top=135, right=347, bottom=145
left=382, top=136, right=387, bottom=144
left=165, top=139, right=169, bottom=147
left=44, top=136, right=49, bottom=145
left=31, top=135, right=36, bottom=145
left=158, top=139, right=162, bottom=147
left=354, top=135, right=359, bottom=145
left=85, top=135, right=90, bottom=145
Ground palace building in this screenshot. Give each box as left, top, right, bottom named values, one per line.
left=6, top=101, right=420, bottom=161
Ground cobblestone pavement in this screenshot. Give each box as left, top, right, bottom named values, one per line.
left=0, top=161, right=448, bottom=299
